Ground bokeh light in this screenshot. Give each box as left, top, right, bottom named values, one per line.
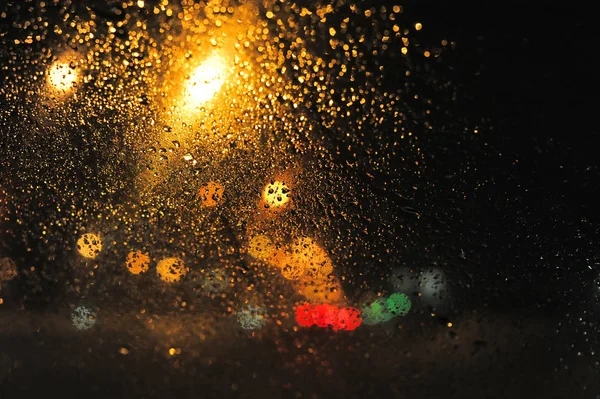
left=199, top=181, right=225, bottom=208
left=76, top=233, right=103, bottom=259
left=388, top=267, right=418, bottom=293
left=0, top=257, right=18, bottom=285
left=156, top=257, right=187, bottom=283
left=183, top=53, right=227, bottom=107
left=237, top=305, right=267, bottom=330
left=71, top=306, right=96, bottom=331
left=419, top=268, right=448, bottom=309
left=125, top=251, right=150, bottom=275
left=292, top=237, right=334, bottom=280
left=295, top=303, right=362, bottom=331
left=199, top=269, right=229, bottom=293
left=295, top=303, right=315, bottom=328
left=313, top=303, right=339, bottom=328
left=262, top=181, right=291, bottom=210
left=247, top=234, right=276, bottom=264
left=47, top=61, right=78, bottom=94
left=334, top=307, right=362, bottom=331
left=295, top=274, right=344, bottom=305
left=386, top=293, right=412, bottom=316
left=360, top=298, right=394, bottom=325
left=279, top=254, right=305, bottom=280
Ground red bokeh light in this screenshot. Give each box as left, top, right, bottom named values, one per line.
left=295, top=303, right=362, bottom=331
left=295, top=303, right=315, bottom=327
left=314, top=303, right=338, bottom=328
left=334, top=307, right=362, bottom=331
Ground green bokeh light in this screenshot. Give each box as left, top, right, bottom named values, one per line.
left=386, top=293, right=411, bottom=316
left=361, top=298, right=394, bottom=325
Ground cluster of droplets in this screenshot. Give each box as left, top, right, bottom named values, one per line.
left=0, top=0, right=456, bottom=342
left=248, top=234, right=343, bottom=304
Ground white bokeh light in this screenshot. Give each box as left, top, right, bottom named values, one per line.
left=47, top=61, right=78, bottom=94
left=183, top=54, right=226, bottom=106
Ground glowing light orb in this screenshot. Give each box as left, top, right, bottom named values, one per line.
left=386, top=293, right=411, bottom=316
left=247, top=234, right=275, bottom=263
left=388, top=267, right=418, bottom=293
left=295, top=303, right=315, bottom=327
left=313, top=303, right=338, bottom=328
left=199, top=181, right=224, bottom=207
left=292, top=237, right=333, bottom=280
left=125, top=251, right=150, bottom=275
left=295, top=303, right=362, bottom=331
left=296, top=274, right=343, bottom=304
left=71, top=306, right=96, bottom=330
left=334, top=307, right=362, bottom=331
left=237, top=305, right=267, bottom=330
left=156, top=257, right=187, bottom=282
left=0, top=257, right=18, bottom=283
left=47, top=61, right=78, bottom=93
left=187, top=269, right=227, bottom=296
left=280, top=255, right=305, bottom=280
left=262, top=181, right=290, bottom=209
left=184, top=54, right=226, bottom=106
left=360, top=298, right=394, bottom=325
left=200, top=269, right=229, bottom=293
left=419, top=268, right=447, bottom=302
left=76, top=233, right=103, bottom=259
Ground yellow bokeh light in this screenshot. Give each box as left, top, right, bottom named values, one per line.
left=76, top=233, right=102, bottom=259
left=125, top=251, right=150, bottom=275
left=280, top=255, right=305, bottom=280
left=248, top=235, right=275, bottom=263
left=262, top=181, right=291, bottom=209
left=294, top=274, right=344, bottom=305
left=156, top=257, right=187, bottom=282
left=292, top=237, right=333, bottom=281
left=199, top=181, right=224, bottom=207
left=183, top=54, right=227, bottom=107
left=47, top=61, right=78, bottom=93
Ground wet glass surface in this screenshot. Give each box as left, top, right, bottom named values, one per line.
left=1, top=1, right=598, bottom=398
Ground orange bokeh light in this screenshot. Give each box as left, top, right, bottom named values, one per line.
left=156, top=257, right=187, bottom=282
left=125, top=251, right=150, bottom=275
left=199, top=181, right=224, bottom=208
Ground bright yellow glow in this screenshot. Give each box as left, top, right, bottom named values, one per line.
left=76, top=233, right=102, bottom=259
left=199, top=181, right=224, bottom=207
left=125, top=251, right=150, bottom=275
left=184, top=54, right=226, bottom=106
left=294, top=274, right=343, bottom=305
left=262, top=181, right=291, bottom=209
left=280, top=255, right=305, bottom=280
left=292, top=237, right=333, bottom=281
left=156, top=257, right=187, bottom=282
left=248, top=235, right=275, bottom=263
left=47, top=61, right=78, bottom=93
